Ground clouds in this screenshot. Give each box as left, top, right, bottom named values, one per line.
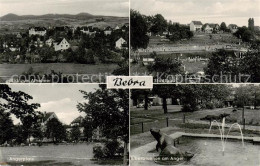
left=8, top=84, right=98, bottom=125
left=0, top=0, right=129, bottom=17
left=40, top=98, right=85, bottom=124
left=131, top=0, right=260, bottom=26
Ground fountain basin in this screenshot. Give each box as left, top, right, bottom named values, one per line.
left=130, top=132, right=260, bottom=166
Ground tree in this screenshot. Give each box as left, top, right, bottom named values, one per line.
left=0, top=84, right=41, bottom=144
left=147, top=54, right=183, bottom=82
left=152, top=85, right=180, bottom=113
left=234, top=26, right=254, bottom=42
left=150, top=14, right=167, bottom=34
left=83, top=117, right=93, bottom=142
left=0, top=108, right=14, bottom=144
left=45, top=118, right=66, bottom=143
left=71, top=125, right=81, bottom=143
left=220, top=22, right=227, bottom=32
left=204, top=49, right=240, bottom=82
left=130, top=10, right=149, bottom=50
left=77, top=87, right=129, bottom=165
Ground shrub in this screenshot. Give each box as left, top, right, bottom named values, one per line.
left=93, top=144, right=105, bottom=159
left=205, top=102, right=215, bottom=109
left=182, top=104, right=199, bottom=112
left=93, top=139, right=123, bottom=160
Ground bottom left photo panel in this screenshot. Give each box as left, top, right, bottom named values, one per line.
left=0, top=84, right=129, bottom=166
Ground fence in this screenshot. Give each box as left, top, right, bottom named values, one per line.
left=130, top=115, right=187, bottom=135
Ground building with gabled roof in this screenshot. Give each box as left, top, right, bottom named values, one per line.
left=115, top=37, right=127, bottom=50
left=190, top=21, right=203, bottom=32
left=53, top=38, right=70, bottom=51
left=29, top=27, right=47, bottom=36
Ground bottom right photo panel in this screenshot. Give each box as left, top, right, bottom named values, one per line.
left=130, top=84, right=260, bottom=166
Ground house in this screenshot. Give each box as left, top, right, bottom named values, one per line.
left=16, top=33, right=22, bottom=39
left=121, top=25, right=128, bottom=32
left=254, top=26, right=260, bottom=32
left=45, top=38, right=55, bottom=47
left=53, top=38, right=70, bottom=51
left=71, top=116, right=84, bottom=127
left=80, top=27, right=96, bottom=35
left=114, top=25, right=120, bottom=30
left=228, top=24, right=238, bottom=33
left=104, top=26, right=113, bottom=35
left=190, top=21, right=203, bottom=32
left=40, top=112, right=59, bottom=131
left=69, top=116, right=102, bottom=141
left=115, top=37, right=127, bottom=49
left=29, top=27, right=47, bottom=36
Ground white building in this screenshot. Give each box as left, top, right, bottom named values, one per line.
left=54, top=38, right=70, bottom=51
left=114, top=26, right=120, bottom=30
left=45, top=38, right=55, bottom=47
left=29, top=27, right=47, bottom=36
left=115, top=37, right=127, bottom=49
left=190, top=21, right=203, bottom=32
left=104, top=27, right=112, bottom=35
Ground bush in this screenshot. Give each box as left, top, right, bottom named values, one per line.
left=182, top=104, right=199, bottom=112
left=93, top=144, right=105, bottom=159
left=93, top=139, right=123, bottom=160
left=205, top=102, right=215, bottom=109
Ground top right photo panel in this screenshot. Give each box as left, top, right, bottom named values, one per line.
left=130, top=0, right=260, bottom=83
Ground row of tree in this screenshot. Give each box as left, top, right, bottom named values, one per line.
left=132, top=84, right=260, bottom=113
left=130, top=10, right=193, bottom=50
left=132, top=85, right=231, bottom=113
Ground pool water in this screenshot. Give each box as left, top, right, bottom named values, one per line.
left=175, top=137, right=260, bottom=166
left=131, top=137, right=260, bottom=166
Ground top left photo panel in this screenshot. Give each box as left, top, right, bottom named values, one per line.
left=0, top=0, right=129, bottom=83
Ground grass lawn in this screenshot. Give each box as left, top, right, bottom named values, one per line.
left=0, top=63, right=118, bottom=82
left=6, top=160, right=74, bottom=166
left=148, top=33, right=240, bottom=47
left=130, top=52, right=209, bottom=75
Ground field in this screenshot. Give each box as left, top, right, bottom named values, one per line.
left=0, top=143, right=123, bottom=166
left=0, top=63, right=118, bottom=83
left=0, top=16, right=128, bottom=35
left=148, top=33, right=240, bottom=47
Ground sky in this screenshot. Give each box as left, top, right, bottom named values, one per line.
left=8, top=84, right=100, bottom=125
left=131, top=0, right=260, bottom=26
left=0, top=0, right=129, bottom=17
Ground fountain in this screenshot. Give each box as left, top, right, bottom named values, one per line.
left=207, top=117, right=244, bottom=156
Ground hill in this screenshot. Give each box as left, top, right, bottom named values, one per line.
left=0, top=13, right=95, bottom=21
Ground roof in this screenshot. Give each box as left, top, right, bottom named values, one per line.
left=203, top=23, right=219, bottom=29
left=104, top=26, right=112, bottom=31
left=191, top=21, right=203, bottom=25
left=55, top=38, right=68, bottom=45
left=43, top=112, right=55, bottom=122
left=228, top=24, right=238, bottom=28
left=29, top=27, right=46, bottom=31
left=116, top=37, right=126, bottom=42
left=71, top=116, right=84, bottom=124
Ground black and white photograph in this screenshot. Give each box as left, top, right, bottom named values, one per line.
left=130, top=0, right=260, bottom=83
left=0, top=0, right=129, bottom=83
left=130, top=84, right=260, bottom=165
left=0, top=84, right=129, bottom=165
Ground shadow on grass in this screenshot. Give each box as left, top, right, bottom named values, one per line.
left=7, top=160, right=75, bottom=166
